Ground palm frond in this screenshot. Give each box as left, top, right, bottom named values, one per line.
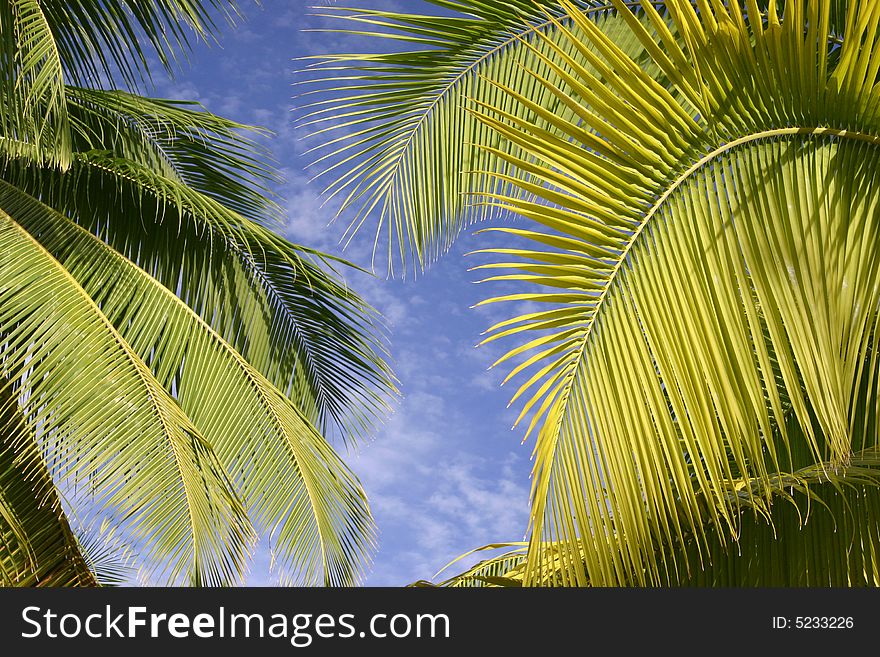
left=300, top=0, right=672, bottom=273
left=0, top=201, right=254, bottom=585
left=0, top=89, right=397, bottom=443
left=0, top=0, right=71, bottom=168
left=65, top=87, right=282, bottom=225
left=33, top=0, right=242, bottom=88
left=0, top=180, right=376, bottom=585
left=464, top=0, right=880, bottom=585
left=430, top=542, right=527, bottom=587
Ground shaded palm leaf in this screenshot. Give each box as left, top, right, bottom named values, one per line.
left=0, top=374, right=97, bottom=586
left=33, top=0, right=242, bottom=88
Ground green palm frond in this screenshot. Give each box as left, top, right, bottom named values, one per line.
left=1, top=86, right=397, bottom=443
left=0, top=0, right=71, bottom=168
left=0, top=180, right=376, bottom=585
left=0, top=375, right=98, bottom=586
left=0, top=0, right=393, bottom=585
left=299, top=0, right=672, bottom=273
left=0, top=202, right=255, bottom=585
left=462, top=0, right=880, bottom=585
left=64, top=87, right=282, bottom=224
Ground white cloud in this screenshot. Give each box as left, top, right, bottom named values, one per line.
left=348, top=344, right=531, bottom=585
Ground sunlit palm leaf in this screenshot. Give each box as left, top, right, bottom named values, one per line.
left=0, top=0, right=392, bottom=586
left=300, top=0, right=671, bottom=273
left=427, top=542, right=527, bottom=587
left=0, top=181, right=377, bottom=585
left=1, top=86, right=396, bottom=443
left=0, top=203, right=255, bottom=584
left=466, top=0, right=880, bottom=585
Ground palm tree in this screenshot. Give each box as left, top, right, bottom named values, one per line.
left=307, top=0, right=880, bottom=585
left=0, top=0, right=396, bottom=586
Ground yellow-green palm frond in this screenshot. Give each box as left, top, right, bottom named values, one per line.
left=429, top=542, right=528, bottom=587
left=464, top=0, right=880, bottom=585
left=300, top=0, right=673, bottom=273
left=1, top=88, right=397, bottom=445
left=0, top=181, right=377, bottom=586
left=0, top=201, right=255, bottom=585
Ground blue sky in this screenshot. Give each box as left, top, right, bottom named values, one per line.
left=152, top=0, right=533, bottom=586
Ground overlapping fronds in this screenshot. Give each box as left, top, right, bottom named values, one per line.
left=1, top=92, right=397, bottom=441
left=299, top=0, right=672, bottom=273
left=0, top=181, right=376, bottom=585
left=64, top=87, right=282, bottom=224
left=0, top=0, right=394, bottom=585
left=0, top=204, right=256, bottom=584
left=464, top=0, right=880, bottom=586
left=0, top=1, right=71, bottom=167
left=0, top=0, right=244, bottom=170
left=424, top=542, right=528, bottom=587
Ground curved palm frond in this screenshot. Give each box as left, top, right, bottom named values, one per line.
left=0, top=0, right=394, bottom=585
left=0, top=203, right=255, bottom=585
left=1, top=85, right=397, bottom=443
left=460, top=0, right=880, bottom=585
left=0, top=180, right=376, bottom=585
left=299, top=0, right=674, bottom=273
left=426, top=542, right=528, bottom=587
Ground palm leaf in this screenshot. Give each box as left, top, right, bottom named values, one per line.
left=0, top=201, right=254, bottom=585
left=0, top=179, right=376, bottom=585
left=464, top=0, right=880, bottom=585
left=429, top=542, right=527, bottom=587
left=64, top=87, right=282, bottom=225
left=34, top=0, right=242, bottom=88
left=0, top=88, right=397, bottom=443
left=0, top=0, right=71, bottom=168
left=300, top=0, right=674, bottom=273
